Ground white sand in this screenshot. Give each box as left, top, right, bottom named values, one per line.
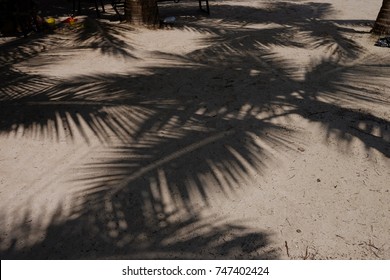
left=0, top=0, right=389, bottom=259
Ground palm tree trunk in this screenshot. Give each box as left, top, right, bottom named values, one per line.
left=124, top=0, right=159, bottom=27
left=372, top=0, right=390, bottom=35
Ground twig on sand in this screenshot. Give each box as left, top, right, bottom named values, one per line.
left=303, top=246, right=309, bottom=260
left=284, top=241, right=290, bottom=258
left=358, top=240, right=381, bottom=258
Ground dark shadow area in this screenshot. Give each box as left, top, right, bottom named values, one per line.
left=0, top=0, right=90, bottom=37
left=158, top=0, right=210, bottom=17
left=1, top=206, right=277, bottom=259
left=1, top=1, right=389, bottom=259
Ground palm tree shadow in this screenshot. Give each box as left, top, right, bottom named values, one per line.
left=299, top=57, right=390, bottom=156
left=0, top=65, right=290, bottom=259
left=0, top=64, right=289, bottom=258
left=175, top=1, right=366, bottom=59
left=1, top=1, right=390, bottom=259
left=1, top=204, right=278, bottom=259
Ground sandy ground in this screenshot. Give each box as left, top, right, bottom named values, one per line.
left=0, top=0, right=389, bottom=259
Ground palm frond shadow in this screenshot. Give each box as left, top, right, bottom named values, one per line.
left=0, top=205, right=278, bottom=259
left=303, top=57, right=390, bottom=104
left=0, top=33, right=69, bottom=66
left=74, top=18, right=137, bottom=58
left=0, top=62, right=295, bottom=258
left=0, top=71, right=153, bottom=143
left=1, top=2, right=390, bottom=259
left=173, top=2, right=365, bottom=58
left=73, top=116, right=295, bottom=206
left=298, top=57, right=390, bottom=156
left=305, top=105, right=390, bottom=157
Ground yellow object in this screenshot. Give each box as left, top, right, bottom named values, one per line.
left=45, top=17, right=55, bottom=26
